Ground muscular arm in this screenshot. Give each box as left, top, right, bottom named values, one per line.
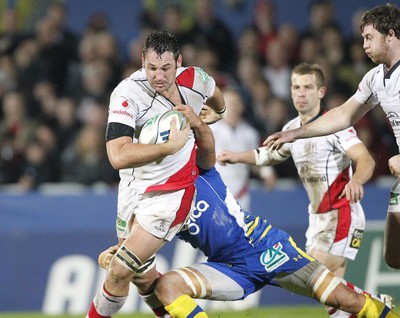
left=265, top=96, right=374, bottom=148
left=106, top=121, right=190, bottom=170
left=343, top=143, right=375, bottom=203
left=174, top=105, right=216, bottom=170
left=203, top=86, right=226, bottom=124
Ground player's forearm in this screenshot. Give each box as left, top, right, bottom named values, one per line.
left=107, top=141, right=175, bottom=170
left=206, top=86, right=226, bottom=116
left=352, top=156, right=375, bottom=185
left=299, top=107, right=352, bottom=139
left=234, top=150, right=257, bottom=165
left=194, top=121, right=216, bottom=170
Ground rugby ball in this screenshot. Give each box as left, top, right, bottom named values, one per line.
left=139, top=110, right=186, bottom=144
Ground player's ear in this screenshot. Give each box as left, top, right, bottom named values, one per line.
left=319, top=86, right=327, bottom=99
left=141, top=54, right=145, bottom=68
left=176, top=54, right=183, bottom=68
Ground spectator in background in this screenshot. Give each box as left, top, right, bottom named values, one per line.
left=212, top=88, right=260, bottom=210
left=93, top=30, right=123, bottom=86
left=64, top=31, right=118, bottom=102
left=44, top=2, right=79, bottom=64
left=302, top=0, right=340, bottom=39
left=0, top=91, right=38, bottom=183
left=60, top=124, right=118, bottom=186
left=161, top=3, right=191, bottom=47
left=237, top=27, right=261, bottom=60
left=18, top=122, right=60, bottom=191
left=319, top=25, right=347, bottom=70
left=33, top=11, right=76, bottom=95
left=0, top=7, right=30, bottom=56
left=12, top=37, right=41, bottom=100
left=196, top=45, right=237, bottom=90
left=31, top=79, right=59, bottom=125
left=186, top=0, right=236, bottom=73
left=68, top=127, right=115, bottom=185
left=53, top=96, right=82, bottom=152
left=298, top=34, right=321, bottom=64
left=250, top=0, right=277, bottom=58
left=277, top=23, right=300, bottom=65
left=0, top=54, right=17, bottom=100
left=262, top=39, right=292, bottom=101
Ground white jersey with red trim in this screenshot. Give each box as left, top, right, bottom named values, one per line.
left=281, top=116, right=363, bottom=214
left=354, top=61, right=400, bottom=152
left=107, top=66, right=216, bottom=194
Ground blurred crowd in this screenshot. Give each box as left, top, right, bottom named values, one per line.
left=0, top=0, right=397, bottom=192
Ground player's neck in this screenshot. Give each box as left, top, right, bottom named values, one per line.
left=161, top=84, right=182, bottom=105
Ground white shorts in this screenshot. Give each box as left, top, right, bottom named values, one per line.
left=116, top=181, right=196, bottom=241
left=305, top=202, right=365, bottom=260
left=388, top=178, right=400, bottom=213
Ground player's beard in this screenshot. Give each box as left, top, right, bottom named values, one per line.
left=370, top=40, right=389, bottom=65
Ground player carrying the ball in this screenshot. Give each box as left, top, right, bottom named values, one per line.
left=86, top=31, right=226, bottom=318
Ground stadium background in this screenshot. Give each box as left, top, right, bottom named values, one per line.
left=1, top=0, right=400, bottom=315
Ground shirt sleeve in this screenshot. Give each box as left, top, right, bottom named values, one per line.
left=333, top=126, right=362, bottom=152
left=354, top=67, right=380, bottom=106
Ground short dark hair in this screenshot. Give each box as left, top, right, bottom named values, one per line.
left=292, top=63, right=325, bottom=87
left=360, top=3, right=400, bottom=39
left=142, top=31, right=180, bottom=61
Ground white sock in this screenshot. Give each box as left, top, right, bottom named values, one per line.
left=87, top=285, right=128, bottom=318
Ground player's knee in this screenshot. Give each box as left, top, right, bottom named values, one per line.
left=154, top=273, right=181, bottom=304
left=107, top=263, right=133, bottom=285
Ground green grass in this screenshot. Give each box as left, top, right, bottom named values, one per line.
left=1, top=306, right=328, bottom=318
left=4, top=304, right=399, bottom=318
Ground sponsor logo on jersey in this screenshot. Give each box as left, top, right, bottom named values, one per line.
left=387, top=112, right=400, bottom=127
left=389, top=192, right=399, bottom=206
left=301, top=175, right=327, bottom=183
left=181, top=199, right=210, bottom=235
left=260, top=242, right=289, bottom=272
left=116, top=217, right=126, bottom=232
left=195, top=67, right=211, bottom=82
left=112, top=109, right=133, bottom=118
left=350, top=229, right=364, bottom=249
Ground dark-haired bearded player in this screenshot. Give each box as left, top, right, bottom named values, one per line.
left=86, top=30, right=226, bottom=318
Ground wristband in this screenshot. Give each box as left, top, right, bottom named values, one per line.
left=216, top=106, right=227, bottom=118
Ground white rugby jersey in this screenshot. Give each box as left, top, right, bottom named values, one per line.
left=107, top=66, right=216, bottom=193
left=354, top=61, right=400, bottom=151
left=211, top=119, right=260, bottom=204
left=281, top=114, right=363, bottom=214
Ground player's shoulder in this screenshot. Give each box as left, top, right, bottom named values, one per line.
left=363, top=64, right=384, bottom=82
left=282, top=116, right=300, bottom=131
left=176, top=66, right=214, bottom=87
left=112, top=69, right=148, bottom=96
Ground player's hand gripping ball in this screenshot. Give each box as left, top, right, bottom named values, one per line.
left=139, top=110, right=187, bottom=144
